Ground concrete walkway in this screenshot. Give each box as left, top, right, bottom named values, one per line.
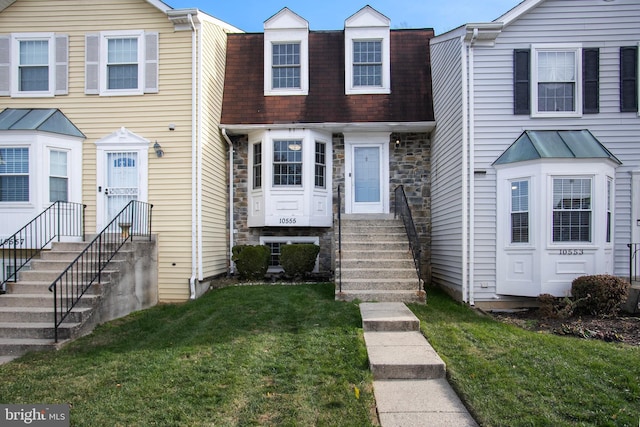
left=360, top=302, right=478, bottom=427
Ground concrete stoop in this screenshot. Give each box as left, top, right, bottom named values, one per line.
left=336, top=216, right=425, bottom=304
left=360, top=302, right=478, bottom=427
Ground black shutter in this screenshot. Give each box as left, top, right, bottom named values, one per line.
left=514, top=49, right=530, bottom=115
left=620, top=46, right=638, bottom=113
left=582, top=48, right=599, bottom=114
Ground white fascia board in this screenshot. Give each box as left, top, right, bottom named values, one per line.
left=220, top=121, right=436, bottom=134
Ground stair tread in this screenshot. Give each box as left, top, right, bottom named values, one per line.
left=0, top=337, right=56, bottom=344
left=0, top=322, right=81, bottom=328
left=0, top=307, right=91, bottom=313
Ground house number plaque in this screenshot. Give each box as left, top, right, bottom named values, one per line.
left=557, top=249, right=584, bottom=255
left=278, top=217, right=297, bottom=225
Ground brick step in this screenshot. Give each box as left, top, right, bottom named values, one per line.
left=336, top=290, right=425, bottom=303
left=0, top=306, right=91, bottom=323
left=0, top=322, right=81, bottom=340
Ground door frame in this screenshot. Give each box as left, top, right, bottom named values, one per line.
left=95, top=127, right=150, bottom=230
left=344, top=132, right=390, bottom=214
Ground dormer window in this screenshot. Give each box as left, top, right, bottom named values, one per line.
left=264, top=8, right=308, bottom=96
left=272, top=43, right=301, bottom=89
left=353, top=40, right=383, bottom=87
left=345, top=6, right=390, bottom=95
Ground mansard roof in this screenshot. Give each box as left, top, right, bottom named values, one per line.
left=220, top=29, right=434, bottom=127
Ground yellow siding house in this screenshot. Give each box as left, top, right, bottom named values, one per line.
left=0, top=0, right=241, bottom=301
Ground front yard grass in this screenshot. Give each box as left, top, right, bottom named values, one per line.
left=2, top=282, right=639, bottom=426
left=410, top=288, right=640, bottom=427
left=0, top=283, right=376, bottom=426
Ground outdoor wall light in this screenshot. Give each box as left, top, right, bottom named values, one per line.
left=154, top=141, right=164, bottom=158
left=395, top=139, right=400, bottom=148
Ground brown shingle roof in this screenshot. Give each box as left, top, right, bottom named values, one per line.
left=220, top=29, right=434, bottom=125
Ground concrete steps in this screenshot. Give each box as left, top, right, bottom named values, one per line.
left=0, top=241, right=112, bottom=363
left=336, top=216, right=424, bottom=303
left=360, top=303, right=478, bottom=426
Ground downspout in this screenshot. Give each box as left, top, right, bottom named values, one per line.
left=468, top=27, right=479, bottom=306
left=196, top=14, right=204, bottom=282
left=188, top=13, right=198, bottom=299
left=460, top=34, right=469, bottom=304
left=221, top=128, right=235, bottom=274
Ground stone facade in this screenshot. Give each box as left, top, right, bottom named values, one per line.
left=231, top=132, right=431, bottom=282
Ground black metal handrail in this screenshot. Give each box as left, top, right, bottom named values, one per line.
left=628, top=243, right=640, bottom=283
left=48, top=200, right=153, bottom=342
left=394, top=185, right=422, bottom=291
left=1, top=201, right=86, bottom=293
left=337, top=185, right=342, bottom=293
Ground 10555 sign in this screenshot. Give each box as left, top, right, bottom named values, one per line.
left=558, top=249, right=584, bottom=255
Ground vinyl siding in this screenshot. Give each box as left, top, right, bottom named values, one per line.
left=199, top=21, right=231, bottom=279
left=0, top=0, right=230, bottom=302
left=430, top=36, right=465, bottom=296
left=469, top=0, right=640, bottom=299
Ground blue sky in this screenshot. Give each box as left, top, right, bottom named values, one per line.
left=166, top=0, right=524, bottom=35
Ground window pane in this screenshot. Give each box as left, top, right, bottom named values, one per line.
left=511, top=180, right=529, bottom=243
left=49, top=177, right=68, bottom=202
left=315, top=142, right=326, bottom=188
left=107, top=38, right=138, bottom=90
left=552, top=178, right=591, bottom=242
left=537, top=50, right=576, bottom=112
left=273, top=140, right=302, bottom=186
left=272, top=43, right=301, bottom=89
left=353, top=41, right=382, bottom=87
left=253, top=143, right=262, bottom=189
left=19, top=40, right=49, bottom=92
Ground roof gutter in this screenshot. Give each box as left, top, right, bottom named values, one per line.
left=221, top=128, right=235, bottom=274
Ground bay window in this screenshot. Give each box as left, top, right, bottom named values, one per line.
left=0, top=147, right=29, bottom=202
left=552, top=178, right=591, bottom=242
left=510, top=180, right=529, bottom=243
left=273, top=140, right=302, bottom=186
left=49, top=150, right=68, bottom=202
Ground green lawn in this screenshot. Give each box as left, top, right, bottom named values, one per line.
left=410, top=288, right=640, bottom=427
left=0, top=284, right=376, bottom=426
left=2, top=283, right=639, bottom=426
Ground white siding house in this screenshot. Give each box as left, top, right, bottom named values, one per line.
left=430, top=0, right=640, bottom=307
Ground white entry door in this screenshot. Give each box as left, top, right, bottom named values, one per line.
left=106, top=152, right=139, bottom=220
left=95, top=127, right=149, bottom=230
left=345, top=133, right=389, bottom=214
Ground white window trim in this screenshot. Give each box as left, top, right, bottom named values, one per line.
left=10, top=33, right=55, bottom=98
left=99, top=30, right=145, bottom=96
left=345, top=31, right=390, bottom=95
left=0, top=144, right=31, bottom=205
left=509, top=178, right=531, bottom=246
left=548, top=174, right=594, bottom=246
left=264, top=34, right=308, bottom=96
left=531, top=43, right=582, bottom=118
left=259, top=236, right=320, bottom=273
left=48, top=148, right=69, bottom=203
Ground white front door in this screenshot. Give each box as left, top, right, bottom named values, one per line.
left=95, top=127, right=149, bottom=230
left=344, top=132, right=389, bottom=214
left=105, top=151, right=139, bottom=220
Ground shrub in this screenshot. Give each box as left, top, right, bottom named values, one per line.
left=280, top=244, right=320, bottom=279
left=232, top=245, right=270, bottom=281
left=571, top=275, right=630, bottom=317
left=537, top=294, right=576, bottom=319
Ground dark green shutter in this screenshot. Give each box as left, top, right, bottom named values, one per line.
left=620, top=46, right=638, bottom=113
left=514, top=49, right=530, bottom=115
left=582, top=48, right=599, bottom=114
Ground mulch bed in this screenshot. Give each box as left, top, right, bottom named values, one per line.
left=491, top=309, right=640, bottom=346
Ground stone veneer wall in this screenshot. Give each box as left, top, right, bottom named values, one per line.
left=231, top=132, right=431, bottom=281
left=231, top=135, right=334, bottom=275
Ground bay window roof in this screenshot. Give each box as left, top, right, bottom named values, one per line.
left=0, top=108, right=84, bottom=138
left=493, top=130, right=620, bottom=166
